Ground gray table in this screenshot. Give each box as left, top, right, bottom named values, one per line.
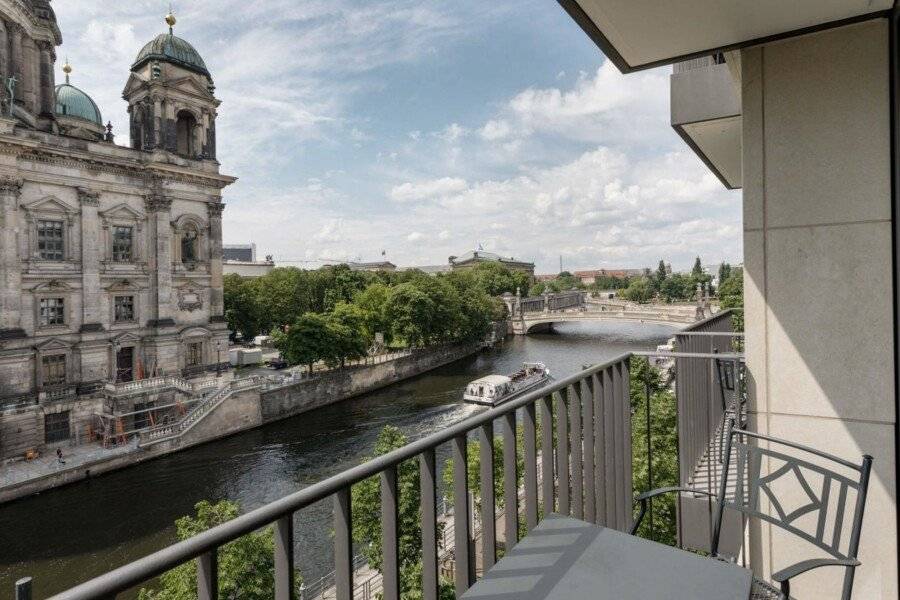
left=462, top=514, right=751, bottom=600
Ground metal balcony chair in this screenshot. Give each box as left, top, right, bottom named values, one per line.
left=631, top=421, right=873, bottom=600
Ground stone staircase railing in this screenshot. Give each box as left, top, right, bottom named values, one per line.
left=138, top=377, right=264, bottom=447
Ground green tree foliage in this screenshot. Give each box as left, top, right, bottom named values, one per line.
left=717, top=263, right=732, bottom=287
left=351, top=427, right=454, bottom=599
left=659, top=273, right=694, bottom=303
left=465, top=262, right=532, bottom=296
left=273, top=312, right=331, bottom=373
left=718, top=267, right=744, bottom=330
left=528, top=281, right=546, bottom=296
left=353, top=282, right=393, bottom=345
left=630, top=358, right=679, bottom=545
left=223, top=274, right=264, bottom=341
left=623, top=278, right=653, bottom=303
left=691, top=256, right=703, bottom=278
left=138, top=500, right=300, bottom=600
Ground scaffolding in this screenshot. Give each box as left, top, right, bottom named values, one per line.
left=92, top=396, right=205, bottom=448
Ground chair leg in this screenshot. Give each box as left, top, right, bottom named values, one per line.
left=780, top=580, right=790, bottom=598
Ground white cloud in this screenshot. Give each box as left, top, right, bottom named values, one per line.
left=478, top=119, right=512, bottom=141
left=407, top=232, right=426, bottom=242
left=390, top=177, right=468, bottom=203
left=433, top=123, right=469, bottom=143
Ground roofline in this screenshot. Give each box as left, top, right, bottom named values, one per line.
left=131, top=54, right=211, bottom=78
left=557, top=0, right=891, bottom=73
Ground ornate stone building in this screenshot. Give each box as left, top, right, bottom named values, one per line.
left=0, top=2, right=234, bottom=458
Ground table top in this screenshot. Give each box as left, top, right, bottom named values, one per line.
left=462, top=514, right=751, bottom=600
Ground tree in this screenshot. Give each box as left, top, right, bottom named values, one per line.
left=717, top=263, right=732, bottom=288
left=718, top=267, right=744, bottom=330
left=351, top=427, right=454, bottom=599
left=691, top=256, right=703, bottom=278
left=274, top=312, right=331, bottom=373
left=659, top=273, right=694, bottom=303
left=528, top=281, right=546, bottom=296
left=623, top=278, right=652, bottom=303
left=223, top=274, right=264, bottom=341
left=655, top=260, right=667, bottom=283
left=326, top=305, right=369, bottom=367
left=630, top=359, right=679, bottom=545
left=354, top=282, right=393, bottom=345
left=385, top=282, right=436, bottom=348
left=138, top=500, right=301, bottom=600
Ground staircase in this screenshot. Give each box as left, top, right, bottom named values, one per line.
left=138, top=376, right=263, bottom=447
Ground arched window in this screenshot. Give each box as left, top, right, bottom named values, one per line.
left=176, top=110, right=196, bottom=156
left=181, top=225, right=199, bottom=263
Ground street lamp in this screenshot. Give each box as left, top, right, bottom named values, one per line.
left=216, top=340, right=224, bottom=378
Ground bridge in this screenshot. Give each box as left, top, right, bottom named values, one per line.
left=502, top=291, right=708, bottom=334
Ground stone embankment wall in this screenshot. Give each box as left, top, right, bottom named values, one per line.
left=260, top=343, right=479, bottom=422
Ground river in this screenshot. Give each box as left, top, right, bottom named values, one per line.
left=0, top=321, right=677, bottom=598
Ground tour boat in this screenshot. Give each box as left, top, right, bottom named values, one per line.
left=463, top=362, right=551, bottom=407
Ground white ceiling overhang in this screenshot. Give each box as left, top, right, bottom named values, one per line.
left=558, top=0, right=893, bottom=72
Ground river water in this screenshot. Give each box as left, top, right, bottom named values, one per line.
left=0, top=321, right=677, bottom=598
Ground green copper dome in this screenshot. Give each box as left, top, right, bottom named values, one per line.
left=55, top=83, right=103, bottom=126
left=132, top=33, right=209, bottom=76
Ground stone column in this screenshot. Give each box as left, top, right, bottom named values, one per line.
left=207, top=201, right=225, bottom=319
left=78, top=188, right=103, bottom=331
left=0, top=21, right=9, bottom=90
left=144, top=193, right=174, bottom=327
left=21, top=37, right=36, bottom=113
left=10, top=25, right=23, bottom=105
left=153, top=96, right=162, bottom=149
left=38, top=42, right=54, bottom=116
left=0, top=177, right=23, bottom=338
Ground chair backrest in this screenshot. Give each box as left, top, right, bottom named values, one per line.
left=711, top=422, right=873, bottom=599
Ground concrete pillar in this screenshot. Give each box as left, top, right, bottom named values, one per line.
left=0, top=177, right=23, bottom=337
left=741, top=19, right=896, bottom=599
left=144, top=194, right=174, bottom=327
left=78, top=189, right=103, bottom=330
left=207, top=201, right=225, bottom=318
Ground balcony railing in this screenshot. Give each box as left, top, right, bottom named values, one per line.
left=36, top=310, right=740, bottom=600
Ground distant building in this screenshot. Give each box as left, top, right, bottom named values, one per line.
left=448, top=250, right=535, bottom=277
left=534, top=274, right=558, bottom=283
left=223, top=243, right=256, bottom=262
left=347, top=261, right=397, bottom=272
left=223, top=243, right=275, bottom=278
left=403, top=264, right=452, bottom=275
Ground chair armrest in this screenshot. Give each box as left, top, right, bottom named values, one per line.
left=635, top=486, right=717, bottom=503
left=772, top=558, right=861, bottom=583
left=630, top=487, right=718, bottom=534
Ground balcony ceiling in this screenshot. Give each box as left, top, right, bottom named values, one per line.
left=560, top=0, right=892, bottom=72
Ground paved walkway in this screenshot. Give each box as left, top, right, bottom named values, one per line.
left=0, top=439, right=138, bottom=489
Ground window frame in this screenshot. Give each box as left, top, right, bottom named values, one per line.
left=44, top=410, right=71, bottom=443
left=41, top=353, right=67, bottom=388
left=111, top=225, right=134, bottom=263
left=36, top=219, right=65, bottom=261
left=38, top=297, right=66, bottom=327
left=113, top=295, right=136, bottom=323
left=185, top=341, right=204, bottom=367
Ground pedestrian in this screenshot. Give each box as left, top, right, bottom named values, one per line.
left=56, top=447, right=65, bottom=465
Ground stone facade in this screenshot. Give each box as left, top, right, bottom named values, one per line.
left=0, top=2, right=234, bottom=460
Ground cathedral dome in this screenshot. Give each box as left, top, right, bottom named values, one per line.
left=132, top=32, right=210, bottom=77
left=55, top=80, right=103, bottom=126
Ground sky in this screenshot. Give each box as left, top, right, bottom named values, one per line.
left=54, top=0, right=742, bottom=274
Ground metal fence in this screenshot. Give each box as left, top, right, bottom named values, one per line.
left=32, top=311, right=741, bottom=600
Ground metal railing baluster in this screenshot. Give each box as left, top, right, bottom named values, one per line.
left=419, top=450, right=438, bottom=600
left=381, top=466, right=399, bottom=600
left=540, top=395, right=554, bottom=515
left=592, top=372, right=606, bottom=526
left=555, top=389, right=570, bottom=515
left=334, top=488, right=352, bottom=600
left=275, top=514, right=294, bottom=600
left=581, top=377, right=595, bottom=523
left=602, top=367, right=616, bottom=527
left=479, top=423, right=496, bottom=570
left=452, top=435, right=472, bottom=595
left=523, top=402, right=538, bottom=531
left=569, top=383, right=583, bottom=520
left=197, top=550, right=217, bottom=600
left=502, top=411, right=518, bottom=549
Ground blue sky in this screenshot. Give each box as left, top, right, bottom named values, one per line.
left=56, top=0, right=741, bottom=273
